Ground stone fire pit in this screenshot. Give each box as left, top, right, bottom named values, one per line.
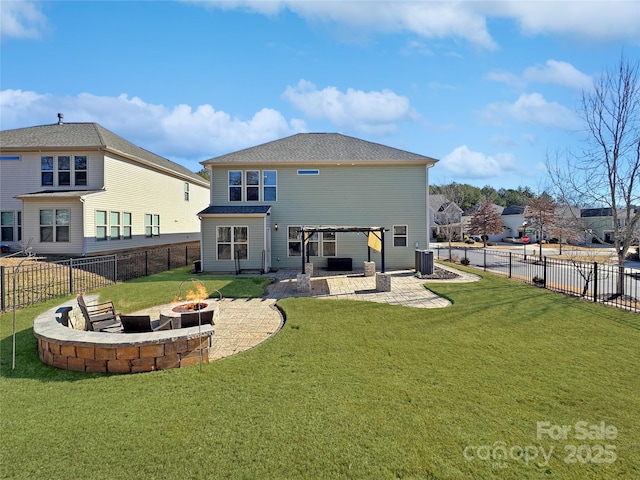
left=161, top=299, right=219, bottom=328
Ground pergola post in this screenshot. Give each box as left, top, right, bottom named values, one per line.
left=381, top=228, right=385, bottom=273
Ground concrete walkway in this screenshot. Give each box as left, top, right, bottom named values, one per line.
left=133, top=263, right=480, bottom=362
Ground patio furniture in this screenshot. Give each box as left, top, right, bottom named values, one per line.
left=77, top=294, right=122, bottom=332
left=120, top=315, right=154, bottom=333
left=327, top=257, right=352, bottom=271
left=180, top=310, right=215, bottom=328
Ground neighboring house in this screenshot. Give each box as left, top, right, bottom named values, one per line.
left=429, top=194, right=464, bottom=241
left=0, top=119, right=209, bottom=256
left=198, top=133, right=438, bottom=273
left=500, top=206, right=530, bottom=240
left=461, top=203, right=506, bottom=242
left=580, top=207, right=634, bottom=244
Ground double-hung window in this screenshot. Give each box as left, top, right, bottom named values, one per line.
left=184, top=182, right=190, bottom=201
left=96, top=210, right=108, bottom=241
left=58, top=156, right=71, bottom=186
left=246, top=171, right=260, bottom=201
left=75, top=156, right=87, bottom=185
left=1, top=211, right=14, bottom=242
left=229, top=171, right=243, bottom=201
left=110, top=211, right=121, bottom=240
left=393, top=225, right=408, bottom=247
left=263, top=170, right=277, bottom=201
left=288, top=226, right=302, bottom=257
left=40, top=209, right=70, bottom=242
left=41, top=156, right=54, bottom=186
left=217, top=226, right=248, bottom=260
left=123, top=212, right=132, bottom=239
left=145, top=214, right=160, bottom=237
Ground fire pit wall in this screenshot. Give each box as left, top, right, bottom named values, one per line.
left=33, top=297, right=214, bottom=374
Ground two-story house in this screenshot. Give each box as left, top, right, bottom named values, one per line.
left=0, top=119, right=209, bottom=256
left=198, top=133, right=438, bottom=273
left=429, top=194, right=464, bottom=241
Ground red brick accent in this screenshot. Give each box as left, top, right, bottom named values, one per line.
left=95, top=347, right=117, bottom=360
left=116, top=346, right=139, bottom=360
left=140, top=344, right=164, bottom=358
left=107, top=359, right=132, bottom=374
left=67, top=356, right=86, bottom=372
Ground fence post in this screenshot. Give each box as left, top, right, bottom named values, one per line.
left=145, top=250, right=149, bottom=277
left=168, top=248, right=171, bottom=270
left=113, top=254, right=118, bottom=283
left=0, top=266, right=5, bottom=311
left=543, top=257, right=547, bottom=287
left=508, top=252, right=512, bottom=278
left=185, top=245, right=189, bottom=266
left=483, top=249, right=486, bottom=271
left=593, top=262, right=598, bottom=303
left=68, top=258, right=74, bottom=294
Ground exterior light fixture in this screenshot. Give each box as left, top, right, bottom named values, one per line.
left=274, top=223, right=278, bottom=230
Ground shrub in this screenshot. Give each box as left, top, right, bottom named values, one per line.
left=460, top=258, right=470, bottom=266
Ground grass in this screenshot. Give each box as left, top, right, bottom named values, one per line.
left=1, top=266, right=639, bottom=479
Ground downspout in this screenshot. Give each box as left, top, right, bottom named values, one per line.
left=80, top=196, right=88, bottom=256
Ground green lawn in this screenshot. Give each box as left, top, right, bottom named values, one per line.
left=1, top=265, right=638, bottom=479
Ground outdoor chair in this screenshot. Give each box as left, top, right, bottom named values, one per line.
left=77, top=294, right=122, bottom=332
left=120, top=315, right=154, bottom=333
left=180, top=310, right=215, bottom=328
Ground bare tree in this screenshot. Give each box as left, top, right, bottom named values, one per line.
left=468, top=198, right=504, bottom=247
left=547, top=55, right=640, bottom=297
left=549, top=207, right=586, bottom=255
left=525, top=193, right=559, bottom=260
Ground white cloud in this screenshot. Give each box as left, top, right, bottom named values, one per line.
left=485, top=70, right=526, bottom=89
left=282, top=79, right=417, bottom=134
left=0, top=1, right=48, bottom=40
left=482, top=93, right=580, bottom=129
left=523, top=60, right=593, bottom=90
left=187, top=1, right=640, bottom=48
left=0, top=89, right=305, bottom=164
left=495, top=1, right=640, bottom=43
left=441, top=145, right=517, bottom=179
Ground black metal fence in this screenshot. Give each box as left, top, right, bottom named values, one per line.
left=1, top=244, right=200, bottom=311
left=434, top=246, right=639, bottom=314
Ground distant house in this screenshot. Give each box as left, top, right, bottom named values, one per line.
left=430, top=194, right=464, bottom=241
left=580, top=207, right=640, bottom=244
left=0, top=120, right=209, bottom=256
left=461, top=203, right=505, bottom=242
left=198, top=133, right=438, bottom=273
left=501, top=206, right=530, bottom=240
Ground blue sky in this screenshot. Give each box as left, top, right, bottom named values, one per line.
left=1, top=1, right=639, bottom=190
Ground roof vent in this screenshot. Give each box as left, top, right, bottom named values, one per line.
left=57, top=113, right=64, bottom=125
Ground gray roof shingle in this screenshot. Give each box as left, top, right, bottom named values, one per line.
left=0, top=123, right=208, bottom=186
left=202, top=133, right=438, bottom=165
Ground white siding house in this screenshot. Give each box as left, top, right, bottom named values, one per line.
left=0, top=121, right=209, bottom=256
left=199, top=133, right=438, bottom=273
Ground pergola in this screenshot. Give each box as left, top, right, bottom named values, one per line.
left=300, top=226, right=388, bottom=274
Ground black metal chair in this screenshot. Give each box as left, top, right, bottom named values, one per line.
left=120, top=315, right=153, bottom=333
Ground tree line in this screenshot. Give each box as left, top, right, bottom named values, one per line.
left=430, top=183, right=536, bottom=211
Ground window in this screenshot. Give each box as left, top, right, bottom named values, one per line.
left=110, top=211, right=121, bottom=240
left=145, top=214, right=160, bottom=237
left=184, top=182, right=190, bottom=201
left=288, top=226, right=302, bottom=256
left=41, top=156, right=54, bottom=186
left=74, top=156, right=87, bottom=185
left=263, top=170, right=277, bottom=201
left=246, top=170, right=260, bottom=201
left=393, top=225, right=408, bottom=247
left=297, top=169, right=319, bottom=175
left=1, top=211, right=14, bottom=242
left=96, top=211, right=107, bottom=241
left=322, top=231, right=336, bottom=256
left=40, top=209, right=69, bottom=242
left=307, top=232, right=319, bottom=256
left=229, top=171, right=242, bottom=201
left=58, top=156, right=71, bottom=186
left=217, top=226, right=248, bottom=260
left=123, top=212, right=132, bottom=239
left=0, top=155, right=20, bottom=161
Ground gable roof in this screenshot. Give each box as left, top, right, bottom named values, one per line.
left=0, top=122, right=208, bottom=187
left=201, top=133, right=439, bottom=166
left=501, top=206, right=526, bottom=215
